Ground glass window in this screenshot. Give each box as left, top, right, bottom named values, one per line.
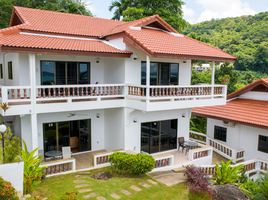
left=56, top=62, right=66, bottom=85
left=41, top=61, right=55, bottom=85
left=141, top=119, right=177, bottom=154
left=78, top=63, right=89, bottom=84
left=0, top=64, right=2, bottom=79
left=141, top=62, right=179, bottom=85
left=214, top=126, right=227, bottom=142
left=8, top=61, right=12, bottom=80
left=258, top=135, right=268, bottom=153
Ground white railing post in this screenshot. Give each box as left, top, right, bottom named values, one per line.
left=146, top=55, right=150, bottom=102
left=1, top=87, right=8, bottom=103
left=232, top=149, right=237, bottom=164
left=211, top=61, right=215, bottom=98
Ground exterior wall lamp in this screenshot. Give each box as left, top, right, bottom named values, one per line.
left=96, top=113, right=100, bottom=118
left=182, top=113, right=186, bottom=118
left=133, top=118, right=138, bottom=123
left=133, top=54, right=138, bottom=60
left=96, top=58, right=100, bottom=63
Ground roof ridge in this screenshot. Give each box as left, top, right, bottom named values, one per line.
left=14, top=6, right=126, bottom=24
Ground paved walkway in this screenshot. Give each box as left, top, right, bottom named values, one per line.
left=149, top=170, right=187, bottom=186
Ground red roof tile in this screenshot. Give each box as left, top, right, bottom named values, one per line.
left=0, top=34, right=131, bottom=54
left=14, top=6, right=126, bottom=37
left=124, top=28, right=237, bottom=61
left=192, top=98, right=268, bottom=130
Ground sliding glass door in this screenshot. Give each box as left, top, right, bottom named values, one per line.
left=43, top=119, right=91, bottom=154
left=141, top=119, right=178, bottom=154
left=141, top=62, right=179, bottom=86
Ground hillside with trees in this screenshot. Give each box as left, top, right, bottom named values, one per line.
left=183, top=12, right=268, bottom=74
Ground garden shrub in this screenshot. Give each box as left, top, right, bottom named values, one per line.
left=3, top=136, right=21, bottom=163
left=184, top=165, right=212, bottom=198
left=109, top=152, right=155, bottom=175
left=0, top=176, right=19, bottom=200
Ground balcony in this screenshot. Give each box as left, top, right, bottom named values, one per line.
left=0, top=84, right=227, bottom=115
left=126, top=84, right=227, bottom=111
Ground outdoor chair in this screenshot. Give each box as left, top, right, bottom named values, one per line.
left=178, top=137, right=189, bottom=154
left=62, top=146, right=71, bottom=159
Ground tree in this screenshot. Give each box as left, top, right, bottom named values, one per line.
left=109, top=0, right=187, bottom=32
left=215, top=63, right=239, bottom=94
left=0, top=0, right=92, bottom=28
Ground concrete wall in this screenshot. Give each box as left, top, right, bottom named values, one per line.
left=0, top=162, right=24, bottom=193
left=103, top=57, right=125, bottom=84
left=207, top=118, right=268, bottom=161
left=104, top=108, right=125, bottom=151
left=125, top=108, right=191, bottom=153
left=239, top=91, right=268, bottom=101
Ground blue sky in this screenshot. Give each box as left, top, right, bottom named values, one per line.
left=84, top=0, right=268, bottom=24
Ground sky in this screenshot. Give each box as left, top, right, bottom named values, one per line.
left=83, top=0, right=268, bottom=24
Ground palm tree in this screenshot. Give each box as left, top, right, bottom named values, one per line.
left=109, top=0, right=134, bottom=20
left=0, top=102, right=10, bottom=124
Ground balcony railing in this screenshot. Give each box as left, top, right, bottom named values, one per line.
left=127, top=84, right=226, bottom=101
left=189, top=131, right=245, bottom=163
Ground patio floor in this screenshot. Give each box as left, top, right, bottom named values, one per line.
left=72, top=149, right=107, bottom=170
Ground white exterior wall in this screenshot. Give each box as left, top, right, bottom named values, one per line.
left=104, top=108, right=125, bottom=151
left=103, top=57, right=125, bottom=84
left=207, top=118, right=268, bottom=161
left=125, top=108, right=191, bottom=153
left=0, top=162, right=24, bottom=193
left=239, top=91, right=268, bottom=101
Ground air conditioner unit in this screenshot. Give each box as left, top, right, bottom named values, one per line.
left=222, top=121, right=236, bottom=127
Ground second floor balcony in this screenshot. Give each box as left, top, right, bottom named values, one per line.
left=0, top=83, right=227, bottom=115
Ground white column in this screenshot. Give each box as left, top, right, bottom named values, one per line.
left=146, top=55, right=150, bottom=102
left=211, top=61, right=215, bottom=97
left=29, top=53, right=38, bottom=152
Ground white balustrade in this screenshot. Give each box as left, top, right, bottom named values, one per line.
left=152, top=154, right=174, bottom=170
left=92, top=149, right=125, bottom=167
left=188, top=144, right=213, bottom=161
left=0, top=86, right=31, bottom=104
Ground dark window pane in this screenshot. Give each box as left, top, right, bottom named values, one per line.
left=41, top=61, right=55, bottom=85
left=170, top=64, right=178, bottom=85
left=58, top=122, right=70, bottom=151
left=0, top=64, right=3, bottom=79
left=150, top=63, right=158, bottom=85
left=258, top=135, right=268, bottom=153
left=160, top=63, right=170, bottom=85
left=67, top=62, right=77, bottom=84
left=79, top=63, right=89, bottom=84
left=214, top=126, right=227, bottom=142
left=44, top=123, right=57, bottom=153
left=56, top=62, right=66, bottom=85
left=141, top=62, right=146, bottom=85
left=8, top=61, right=12, bottom=80
left=80, top=119, right=91, bottom=151
left=141, top=123, right=150, bottom=153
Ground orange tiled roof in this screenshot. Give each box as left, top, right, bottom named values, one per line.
left=13, top=6, right=126, bottom=37
left=0, top=6, right=237, bottom=61
left=192, top=98, right=268, bottom=130
left=0, top=34, right=131, bottom=54
left=227, top=78, right=268, bottom=99
left=124, top=28, right=237, bottom=61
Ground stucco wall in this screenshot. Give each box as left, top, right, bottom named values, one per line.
left=207, top=118, right=268, bottom=161
left=0, top=162, right=24, bottom=193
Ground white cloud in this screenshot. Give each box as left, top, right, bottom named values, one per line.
left=196, top=0, right=256, bottom=23
left=83, top=0, right=102, bottom=14
left=182, top=5, right=196, bottom=24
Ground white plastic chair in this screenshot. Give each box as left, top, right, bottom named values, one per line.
left=62, top=146, right=71, bottom=159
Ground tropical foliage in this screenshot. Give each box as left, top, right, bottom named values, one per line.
left=109, top=152, right=155, bottom=175
left=212, top=159, right=244, bottom=185
left=183, top=11, right=268, bottom=74
left=108, top=0, right=187, bottom=32
left=20, top=140, right=47, bottom=194
left=0, top=0, right=92, bottom=28
left=3, top=134, right=21, bottom=163
left=0, top=176, right=19, bottom=200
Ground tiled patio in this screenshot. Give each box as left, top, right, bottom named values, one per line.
left=72, top=149, right=107, bottom=170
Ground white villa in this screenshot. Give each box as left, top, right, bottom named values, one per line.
left=1, top=6, right=258, bottom=176
left=193, top=79, right=268, bottom=165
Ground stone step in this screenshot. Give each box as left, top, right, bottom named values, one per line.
left=78, top=171, right=91, bottom=175
left=110, top=193, right=121, bottom=199
left=75, top=175, right=88, bottom=178
left=97, top=197, right=106, bottom=200
left=73, top=180, right=86, bottom=183
left=139, top=182, right=151, bottom=188
left=121, top=189, right=131, bottom=195
left=147, top=179, right=157, bottom=185
left=75, top=184, right=89, bottom=188
left=78, top=188, right=92, bottom=193
left=84, top=192, right=97, bottom=198
left=130, top=185, right=142, bottom=191
left=172, top=167, right=186, bottom=173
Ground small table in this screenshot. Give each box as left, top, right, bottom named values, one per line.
left=184, top=141, right=198, bottom=154
left=45, top=150, right=62, bottom=158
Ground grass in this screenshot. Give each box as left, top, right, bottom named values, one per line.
left=32, top=167, right=190, bottom=200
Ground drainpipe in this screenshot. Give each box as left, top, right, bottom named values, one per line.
left=3, top=52, right=9, bottom=86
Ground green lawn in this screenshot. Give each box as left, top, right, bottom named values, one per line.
left=32, top=167, right=190, bottom=200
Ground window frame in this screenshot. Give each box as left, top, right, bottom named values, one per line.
left=214, top=126, right=227, bottom=142
left=8, top=61, right=13, bottom=80
left=258, top=135, right=268, bottom=154
left=0, top=63, right=3, bottom=79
